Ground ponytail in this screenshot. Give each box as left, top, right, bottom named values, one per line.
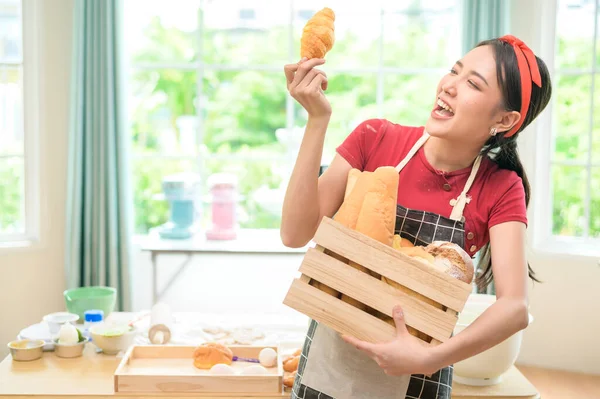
left=476, top=138, right=541, bottom=291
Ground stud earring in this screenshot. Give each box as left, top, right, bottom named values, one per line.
left=490, top=127, right=497, bottom=136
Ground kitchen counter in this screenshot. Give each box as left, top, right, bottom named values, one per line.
left=0, top=312, right=540, bottom=399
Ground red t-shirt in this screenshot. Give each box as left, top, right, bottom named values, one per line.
left=335, top=118, right=527, bottom=257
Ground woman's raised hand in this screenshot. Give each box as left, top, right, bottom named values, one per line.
left=284, top=58, right=331, bottom=120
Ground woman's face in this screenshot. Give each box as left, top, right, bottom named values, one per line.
left=424, top=45, right=517, bottom=144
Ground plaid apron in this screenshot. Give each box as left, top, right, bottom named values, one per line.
left=292, top=130, right=481, bottom=399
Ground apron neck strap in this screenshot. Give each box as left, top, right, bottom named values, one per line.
left=394, top=131, right=483, bottom=222
left=448, top=154, right=483, bottom=221
left=395, top=131, right=430, bottom=173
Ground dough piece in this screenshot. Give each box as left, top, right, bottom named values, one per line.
left=209, top=364, right=236, bottom=375
left=258, top=347, right=277, bottom=368
left=300, top=8, right=335, bottom=59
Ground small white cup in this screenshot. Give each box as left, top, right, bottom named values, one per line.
left=43, top=312, right=80, bottom=336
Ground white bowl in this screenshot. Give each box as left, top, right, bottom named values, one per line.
left=89, top=324, right=137, bottom=355
left=452, top=294, right=533, bottom=386
left=43, top=312, right=80, bottom=336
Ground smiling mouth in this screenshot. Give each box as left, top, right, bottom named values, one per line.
left=433, top=98, right=455, bottom=118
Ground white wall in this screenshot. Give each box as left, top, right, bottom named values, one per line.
left=512, top=0, right=600, bottom=375
left=0, top=0, right=73, bottom=358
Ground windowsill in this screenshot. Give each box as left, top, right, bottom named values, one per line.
left=0, top=235, right=41, bottom=252
left=533, top=235, right=600, bottom=259
left=132, top=228, right=311, bottom=254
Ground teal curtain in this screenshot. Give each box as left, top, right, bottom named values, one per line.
left=462, top=0, right=511, bottom=54
left=65, top=0, right=132, bottom=311
left=462, top=0, right=511, bottom=295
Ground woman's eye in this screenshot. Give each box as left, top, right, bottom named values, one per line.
left=449, top=68, right=457, bottom=75
left=468, top=80, right=479, bottom=89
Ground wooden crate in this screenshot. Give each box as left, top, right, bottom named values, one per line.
left=283, top=217, right=472, bottom=345
left=114, top=345, right=284, bottom=396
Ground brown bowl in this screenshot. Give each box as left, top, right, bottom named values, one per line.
left=53, top=336, right=89, bottom=358
left=7, top=339, right=45, bottom=361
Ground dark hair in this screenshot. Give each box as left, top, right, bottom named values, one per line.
left=473, top=38, right=553, bottom=291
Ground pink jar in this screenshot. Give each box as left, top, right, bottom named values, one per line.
left=205, top=173, right=238, bottom=240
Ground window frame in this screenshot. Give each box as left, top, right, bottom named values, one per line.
left=528, top=0, right=600, bottom=257
left=0, top=0, right=41, bottom=248
left=128, top=2, right=463, bottom=241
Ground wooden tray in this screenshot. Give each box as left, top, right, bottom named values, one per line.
left=114, top=345, right=284, bottom=395
left=283, top=216, right=472, bottom=345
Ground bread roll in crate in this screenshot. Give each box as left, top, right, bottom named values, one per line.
left=283, top=167, right=474, bottom=346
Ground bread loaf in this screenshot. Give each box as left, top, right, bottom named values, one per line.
left=339, top=167, right=398, bottom=310
left=382, top=236, right=475, bottom=341
left=425, top=241, right=474, bottom=284
left=310, top=169, right=365, bottom=298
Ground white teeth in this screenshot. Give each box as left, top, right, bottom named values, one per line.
left=437, top=98, right=454, bottom=114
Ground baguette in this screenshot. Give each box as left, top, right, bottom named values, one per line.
left=310, top=169, right=364, bottom=298
left=340, top=167, right=399, bottom=310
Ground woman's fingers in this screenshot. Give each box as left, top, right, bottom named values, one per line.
left=291, top=69, right=328, bottom=98
left=289, top=58, right=325, bottom=88
left=283, top=58, right=306, bottom=85
left=307, top=73, right=328, bottom=93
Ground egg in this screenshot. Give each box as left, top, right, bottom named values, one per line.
left=258, top=347, right=277, bottom=367
left=57, top=323, right=79, bottom=345
left=209, top=364, right=236, bottom=375
left=240, top=364, right=269, bottom=375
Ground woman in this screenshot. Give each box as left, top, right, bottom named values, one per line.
left=280, top=35, right=552, bottom=399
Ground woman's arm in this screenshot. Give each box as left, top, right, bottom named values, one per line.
left=427, top=220, right=530, bottom=369
left=280, top=58, right=352, bottom=247
left=281, top=147, right=352, bottom=248
left=343, top=220, right=531, bottom=376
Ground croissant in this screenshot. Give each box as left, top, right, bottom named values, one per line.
left=300, top=7, right=335, bottom=59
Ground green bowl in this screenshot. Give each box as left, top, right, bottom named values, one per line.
left=63, top=286, right=117, bottom=320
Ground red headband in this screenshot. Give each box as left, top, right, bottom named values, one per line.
left=498, top=35, right=542, bottom=137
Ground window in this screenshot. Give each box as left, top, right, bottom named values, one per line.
left=548, top=0, right=599, bottom=241
left=0, top=0, right=37, bottom=245
left=124, top=0, right=462, bottom=235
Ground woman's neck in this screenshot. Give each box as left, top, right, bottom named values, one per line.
left=424, top=136, right=482, bottom=173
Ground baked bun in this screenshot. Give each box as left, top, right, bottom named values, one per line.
left=392, top=234, right=414, bottom=249
left=193, top=342, right=233, bottom=369
left=425, top=241, right=474, bottom=284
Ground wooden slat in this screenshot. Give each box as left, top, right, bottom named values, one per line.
left=299, top=248, right=457, bottom=342
left=313, top=217, right=471, bottom=312
left=283, top=278, right=397, bottom=344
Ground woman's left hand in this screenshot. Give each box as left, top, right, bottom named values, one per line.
left=341, top=306, right=440, bottom=376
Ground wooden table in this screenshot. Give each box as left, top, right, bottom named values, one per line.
left=0, top=347, right=540, bottom=399
left=0, top=311, right=540, bottom=398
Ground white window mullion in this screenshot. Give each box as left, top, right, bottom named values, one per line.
left=131, top=62, right=447, bottom=76
left=132, top=153, right=288, bottom=162
left=196, top=0, right=205, bottom=183
left=286, top=0, right=295, bottom=131
left=376, top=7, right=384, bottom=118
left=583, top=0, right=599, bottom=239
